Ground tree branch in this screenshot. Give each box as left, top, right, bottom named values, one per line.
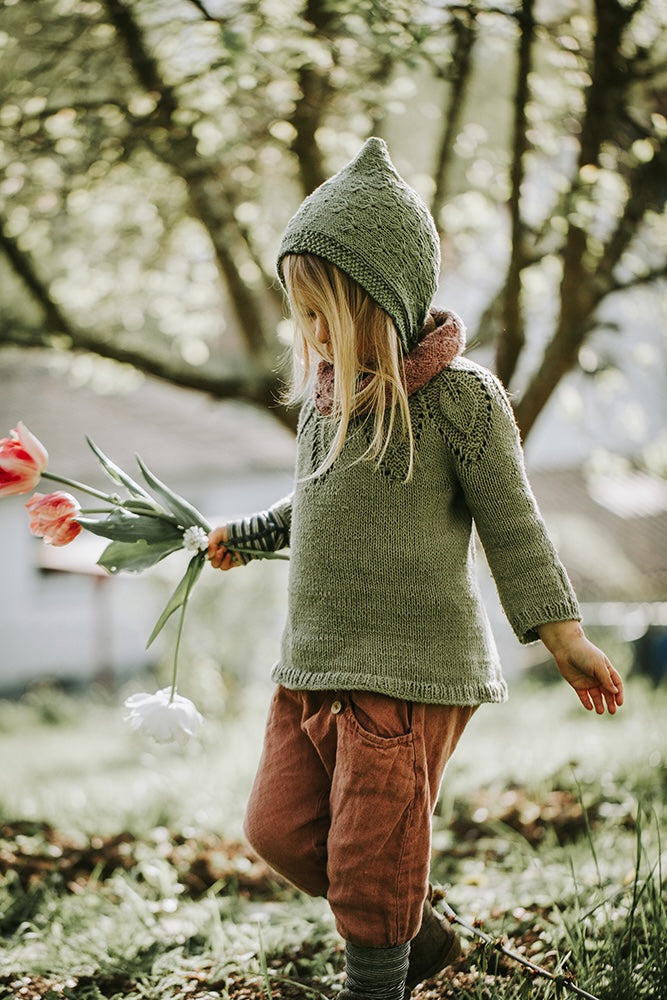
left=100, top=0, right=276, bottom=357
left=430, top=8, right=478, bottom=224
left=2, top=324, right=291, bottom=421
left=440, top=901, right=602, bottom=1000
left=604, top=265, right=667, bottom=297
left=0, top=218, right=296, bottom=431
left=182, top=0, right=221, bottom=22
left=0, top=223, right=72, bottom=337
left=495, top=0, right=535, bottom=388
left=592, top=136, right=667, bottom=302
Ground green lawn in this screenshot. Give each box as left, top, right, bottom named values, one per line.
left=0, top=673, right=665, bottom=1000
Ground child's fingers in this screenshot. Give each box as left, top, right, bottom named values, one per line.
left=603, top=688, right=619, bottom=714
left=588, top=686, right=606, bottom=714
left=608, top=665, right=624, bottom=705
left=210, top=547, right=237, bottom=570
left=577, top=682, right=619, bottom=715
left=207, top=526, right=227, bottom=558
left=207, top=542, right=224, bottom=567
left=576, top=688, right=594, bottom=712
left=594, top=661, right=623, bottom=712
left=208, top=526, right=236, bottom=569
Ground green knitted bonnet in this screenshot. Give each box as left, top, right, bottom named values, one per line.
left=277, top=137, right=441, bottom=352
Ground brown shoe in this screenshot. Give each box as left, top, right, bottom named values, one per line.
left=405, top=895, right=460, bottom=989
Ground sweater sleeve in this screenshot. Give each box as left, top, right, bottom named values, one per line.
left=225, top=494, right=292, bottom=563
left=440, top=366, right=580, bottom=643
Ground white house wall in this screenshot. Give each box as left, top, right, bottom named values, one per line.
left=0, top=503, right=163, bottom=691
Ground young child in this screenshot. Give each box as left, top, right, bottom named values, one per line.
left=208, top=138, right=623, bottom=1000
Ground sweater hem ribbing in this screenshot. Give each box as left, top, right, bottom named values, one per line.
left=270, top=664, right=508, bottom=707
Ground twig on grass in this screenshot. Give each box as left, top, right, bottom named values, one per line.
left=438, top=900, right=601, bottom=1000
left=267, top=974, right=332, bottom=999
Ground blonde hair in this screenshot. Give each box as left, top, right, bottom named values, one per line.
left=282, top=253, right=414, bottom=480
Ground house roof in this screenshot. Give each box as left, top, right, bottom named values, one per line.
left=529, top=466, right=667, bottom=603
left=0, top=347, right=296, bottom=491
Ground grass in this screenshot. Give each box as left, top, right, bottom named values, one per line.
left=0, top=672, right=665, bottom=1000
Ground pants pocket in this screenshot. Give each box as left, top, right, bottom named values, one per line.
left=348, top=690, right=412, bottom=740
left=327, top=704, right=418, bottom=944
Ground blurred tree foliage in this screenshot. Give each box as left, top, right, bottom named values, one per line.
left=0, top=0, right=665, bottom=436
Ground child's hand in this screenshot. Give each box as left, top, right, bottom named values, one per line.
left=207, top=525, right=243, bottom=571
left=537, top=620, right=624, bottom=714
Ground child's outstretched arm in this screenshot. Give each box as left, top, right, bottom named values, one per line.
left=536, top=620, right=624, bottom=715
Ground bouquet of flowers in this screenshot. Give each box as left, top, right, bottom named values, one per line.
left=0, top=421, right=285, bottom=745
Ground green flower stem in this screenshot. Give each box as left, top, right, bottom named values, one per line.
left=41, top=471, right=118, bottom=504
left=224, top=545, right=289, bottom=561
left=169, top=562, right=197, bottom=703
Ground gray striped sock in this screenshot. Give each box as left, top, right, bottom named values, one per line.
left=345, top=941, right=410, bottom=1000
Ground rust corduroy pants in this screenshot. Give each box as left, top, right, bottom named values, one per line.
left=243, top=685, right=475, bottom=947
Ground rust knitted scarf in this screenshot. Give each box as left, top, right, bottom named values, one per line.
left=314, top=309, right=466, bottom=415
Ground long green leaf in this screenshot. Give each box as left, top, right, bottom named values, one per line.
left=98, top=537, right=184, bottom=574
left=136, top=456, right=210, bottom=531
left=78, top=510, right=183, bottom=544
left=86, top=437, right=154, bottom=500
left=146, top=553, right=205, bottom=647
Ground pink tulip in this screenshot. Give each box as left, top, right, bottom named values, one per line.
left=0, top=422, right=49, bottom=497
left=25, top=491, right=82, bottom=546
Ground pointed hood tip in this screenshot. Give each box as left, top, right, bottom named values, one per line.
left=362, top=135, right=388, bottom=151
left=355, top=136, right=391, bottom=164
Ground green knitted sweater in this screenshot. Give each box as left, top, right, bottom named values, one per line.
left=229, top=323, right=580, bottom=706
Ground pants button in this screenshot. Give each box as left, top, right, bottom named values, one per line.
left=331, top=699, right=343, bottom=714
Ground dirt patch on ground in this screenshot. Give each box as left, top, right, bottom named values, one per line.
left=0, top=820, right=288, bottom=900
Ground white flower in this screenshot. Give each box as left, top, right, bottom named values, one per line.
left=182, top=525, right=209, bottom=553
left=124, top=687, right=204, bottom=746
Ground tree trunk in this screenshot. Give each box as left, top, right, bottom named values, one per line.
left=290, top=0, right=337, bottom=195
